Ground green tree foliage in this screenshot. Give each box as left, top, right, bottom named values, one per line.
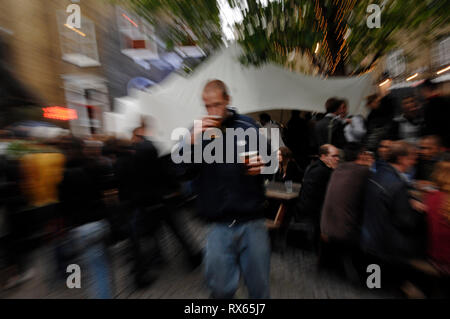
left=228, top=0, right=450, bottom=75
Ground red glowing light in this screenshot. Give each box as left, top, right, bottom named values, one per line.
left=43, top=106, right=78, bottom=121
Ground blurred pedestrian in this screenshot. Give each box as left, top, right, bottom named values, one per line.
left=58, top=137, right=113, bottom=299
left=3, top=140, right=65, bottom=289
left=128, top=126, right=166, bottom=288
left=130, top=124, right=203, bottom=288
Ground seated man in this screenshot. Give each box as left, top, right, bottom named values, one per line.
left=294, top=144, right=339, bottom=248
left=361, top=141, right=427, bottom=295
left=320, top=143, right=373, bottom=278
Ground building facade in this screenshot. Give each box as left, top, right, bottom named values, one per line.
left=0, top=0, right=182, bottom=135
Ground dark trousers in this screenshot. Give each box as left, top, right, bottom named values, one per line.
left=318, top=238, right=364, bottom=284
left=130, top=203, right=201, bottom=281
left=5, top=204, right=57, bottom=272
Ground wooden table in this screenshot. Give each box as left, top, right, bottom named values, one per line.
left=265, top=181, right=301, bottom=229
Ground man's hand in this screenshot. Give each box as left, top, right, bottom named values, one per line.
left=410, top=199, right=427, bottom=213
left=190, top=116, right=221, bottom=144
left=245, top=155, right=265, bottom=176
left=414, top=180, right=435, bottom=192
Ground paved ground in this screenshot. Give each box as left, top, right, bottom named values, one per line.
left=0, top=207, right=398, bottom=299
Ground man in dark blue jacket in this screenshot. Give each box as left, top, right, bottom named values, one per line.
left=173, top=80, right=277, bottom=299
left=361, top=141, right=425, bottom=262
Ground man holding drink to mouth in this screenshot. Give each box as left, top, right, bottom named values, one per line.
left=173, top=80, right=274, bottom=299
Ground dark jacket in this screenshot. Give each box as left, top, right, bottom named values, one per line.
left=415, top=158, right=439, bottom=181
left=132, top=139, right=165, bottom=208
left=314, top=114, right=347, bottom=149
left=286, top=116, right=309, bottom=165
left=114, top=151, right=135, bottom=203
left=320, top=162, right=370, bottom=243
left=371, top=158, right=387, bottom=173
left=174, top=109, right=270, bottom=223
left=422, top=95, right=450, bottom=148
left=361, top=163, right=426, bottom=260
left=296, top=159, right=333, bottom=222
left=59, top=158, right=107, bottom=228
left=364, top=95, right=396, bottom=151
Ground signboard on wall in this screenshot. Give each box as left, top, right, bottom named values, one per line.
left=43, top=106, right=78, bottom=121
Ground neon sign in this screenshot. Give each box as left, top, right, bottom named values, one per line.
left=43, top=106, right=78, bottom=121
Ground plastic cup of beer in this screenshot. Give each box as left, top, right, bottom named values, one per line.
left=204, top=115, right=223, bottom=138
left=239, top=151, right=259, bottom=164
left=206, top=115, right=222, bottom=124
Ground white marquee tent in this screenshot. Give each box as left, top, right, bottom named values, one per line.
left=127, top=45, right=374, bottom=154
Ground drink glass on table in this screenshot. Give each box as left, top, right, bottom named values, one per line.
left=285, top=180, right=293, bottom=193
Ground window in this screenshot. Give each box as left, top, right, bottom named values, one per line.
left=116, top=6, right=159, bottom=61
left=386, top=49, right=406, bottom=78
left=62, top=74, right=109, bottom=136
left=432, top=37, right=450, bottom=67
left=174, top=46, right=206, bottom=59
left=57, top=11, right=100, bottom=67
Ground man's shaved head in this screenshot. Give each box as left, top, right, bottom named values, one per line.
left=203, top=79, right=229, bottom=100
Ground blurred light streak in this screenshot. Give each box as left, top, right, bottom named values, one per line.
left=64, top=23, right=86, bottom=37
left=406, top=73, right=418, bottom=81
left=436, top=65, right=450, bottom=75
left=378, top=79, right=390, bottom=87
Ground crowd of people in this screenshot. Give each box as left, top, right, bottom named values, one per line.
left=0, top=78, right=448, bottom=299
left=271, top=79, right=450, bottom=298
left=0, top=124, right=203, bottom=297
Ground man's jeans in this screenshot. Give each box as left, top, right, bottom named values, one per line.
left=204, top=219, right=271, bottom=299
left=70, top=220, right=112, bottom=299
